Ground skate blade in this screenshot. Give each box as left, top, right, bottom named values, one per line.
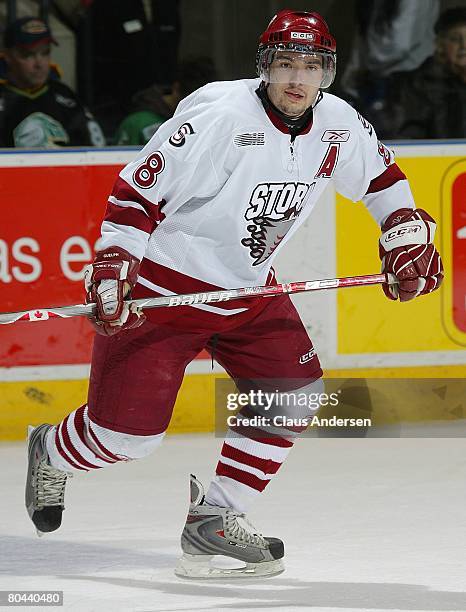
left=174, top=553, right=284, bottom=579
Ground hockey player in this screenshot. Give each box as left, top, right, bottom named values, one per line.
left=25, top=10, right=443, bottom=578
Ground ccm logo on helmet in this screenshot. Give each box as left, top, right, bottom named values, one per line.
left=291, top=31, right=314, bottom=40
left=384, top=225, right=422, bottom=242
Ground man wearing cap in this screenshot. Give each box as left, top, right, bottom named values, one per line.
left=397, top=6, right=466, bottom=139
left=0, top=16, right=105, bottom=147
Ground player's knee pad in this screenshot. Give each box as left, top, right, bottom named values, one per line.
left=276, top=378, right=324, bottom=433
left=87, top=418, right=166, bottom=460
left=287, top=377, right=325, bottom=416
left=264, top=377, right=325, bottom=418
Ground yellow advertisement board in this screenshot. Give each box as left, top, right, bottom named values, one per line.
left=336, top=152, right=466, bottom=355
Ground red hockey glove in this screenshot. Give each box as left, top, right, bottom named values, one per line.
left=84, top=246, right=146, bottom=336
left=379, top=208, right=443, bottom=302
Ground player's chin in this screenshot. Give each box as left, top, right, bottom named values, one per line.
left=286, top=103, right=308, bottom=117
left=280, top=97, right=305, bottom=114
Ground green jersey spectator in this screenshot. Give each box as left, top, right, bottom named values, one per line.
left=114, top=84, right=175, bottom=146
left=114, top=57, right=216, bottom=146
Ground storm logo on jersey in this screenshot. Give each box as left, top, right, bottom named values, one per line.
left=242, top=181, right=314, bottom=266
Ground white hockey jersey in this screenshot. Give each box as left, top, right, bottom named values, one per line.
left=100, top=78, right=415, bottom=330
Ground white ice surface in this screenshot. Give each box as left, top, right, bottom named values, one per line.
left=1, top=429, right=466, bottom=612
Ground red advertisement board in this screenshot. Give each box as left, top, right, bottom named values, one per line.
left=452, top=172, right=466, bottom=334
left=1, top=162, right=122, bottom=367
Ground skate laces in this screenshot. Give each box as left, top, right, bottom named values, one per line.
left=225, top=510, right=266, bottom=547
left=36, top=460, right=69, bottom=508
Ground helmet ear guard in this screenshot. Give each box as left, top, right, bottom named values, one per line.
left=257, top=10, right=337, bottom=89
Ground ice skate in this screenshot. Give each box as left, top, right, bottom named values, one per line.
left=25, top=424, right=70, bottom=535
left=175, top=474, right=284, bottom=579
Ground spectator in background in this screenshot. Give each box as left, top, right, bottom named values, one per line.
left=0, top=16, right=105, bottom=148
left=114, top=57, right=217, bottom=146
left=340, top=0, right=439, bottom=138
left=396, top=7, right=466, bottom=139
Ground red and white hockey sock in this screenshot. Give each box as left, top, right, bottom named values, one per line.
left=205, top=379, right=325, bottom=513
left=45, top=405, right=165, bottom=472
left=205, top=431, right=294, bottom=513
left=45, top=405, right=120, bottom=472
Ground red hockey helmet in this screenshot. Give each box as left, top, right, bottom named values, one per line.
left=257, top=9, right=337, bottom=89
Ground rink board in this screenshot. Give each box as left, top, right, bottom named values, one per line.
left=2, top=363, right=466, bottom=441
left=1, top=143, right=465, bottom=440
left=336, top=150, right=466, bottom=356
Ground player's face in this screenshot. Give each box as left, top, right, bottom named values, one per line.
left=439, top=24, right=466, bottom=72
left=267, top=52, right=322, bottom=118
left=5, top=43, right=51, bottom=89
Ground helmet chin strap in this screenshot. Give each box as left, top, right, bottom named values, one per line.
left=256, top=82, right=322, bottom=136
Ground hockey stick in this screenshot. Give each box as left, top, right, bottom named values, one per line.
left=0, top=272, right=393, bottom=325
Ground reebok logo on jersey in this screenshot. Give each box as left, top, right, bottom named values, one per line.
left=169, top=122, right=195, bottom=147
left=321, top=130, right=350, bottom=142
left=242, top=181, right=315, bottom=266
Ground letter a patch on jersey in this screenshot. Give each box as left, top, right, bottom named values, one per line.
left=315, top=143, right=340, bottom=179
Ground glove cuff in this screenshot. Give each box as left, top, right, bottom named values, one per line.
left=84, top=247, right=140, bottom=292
